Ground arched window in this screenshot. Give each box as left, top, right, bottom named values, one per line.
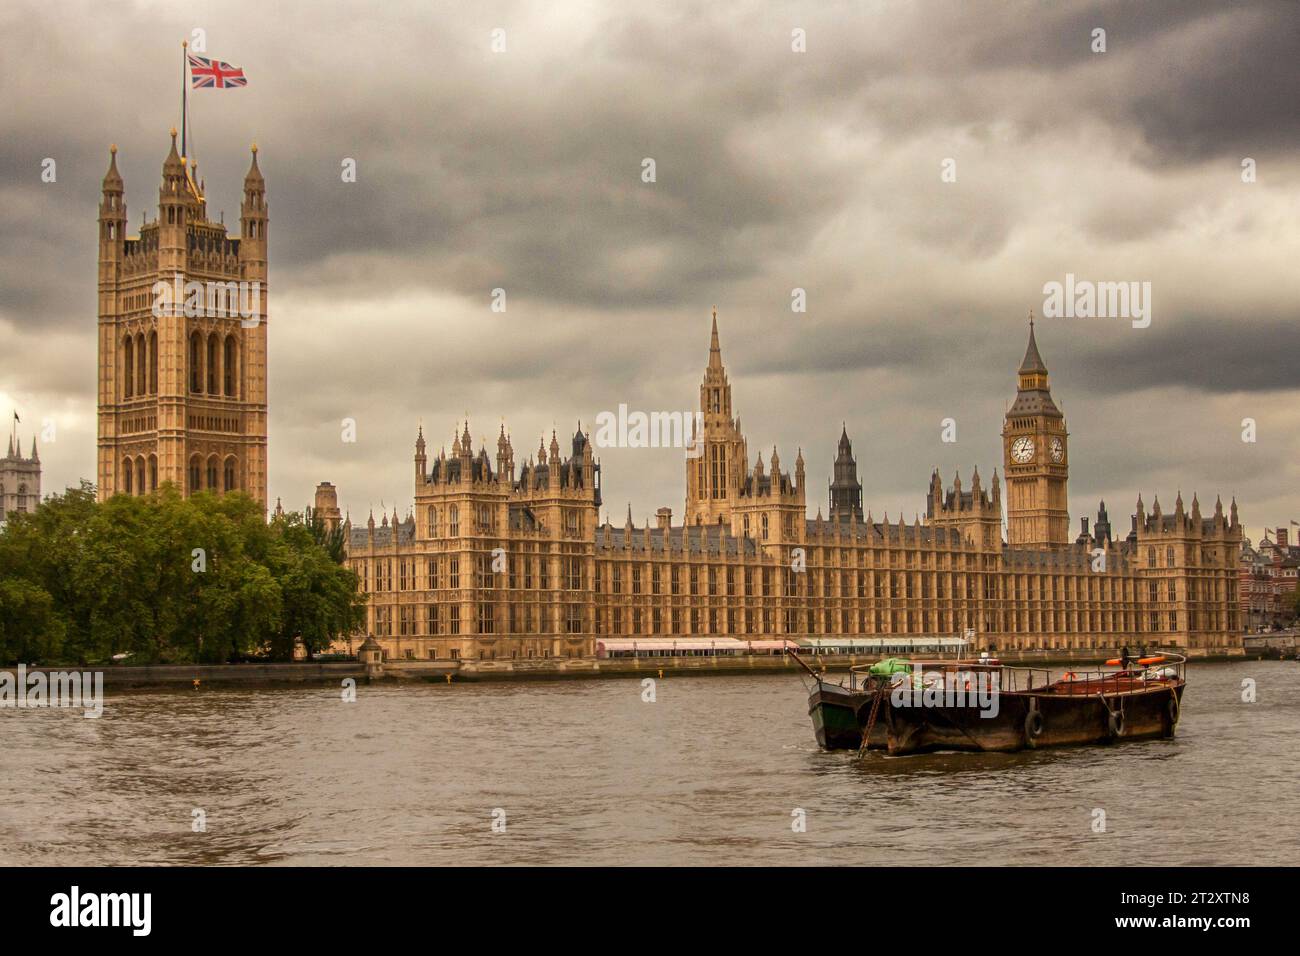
left=188, top=456, right=201, bottom=493
left=123, top=458, right=133, bottom=494
left=135, top=457, right=146, bottom=496
left=190, top=332, right=203, bottom=392
left=206, top=334, right=219, bottom=394
left=123, top=336, right=134, bottom=398
left=149, top=331, right=158, bottom=393
left=206, top=456, right=219, bottom=490
left=761, top=514, right=769, bottom=541
left=449, top=505, right=459, bottom=536
left=148, top=455, right=158, bottom=492
left=223, top=335, right=237, bottom=397
left=223, top=457, right=236, bottom=492
left=136, top=332, right=147, bottom=397
left=428, top=506, right=437, bottom=537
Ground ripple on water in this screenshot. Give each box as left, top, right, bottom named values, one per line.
left=1, top=662, right=1296, bottom=865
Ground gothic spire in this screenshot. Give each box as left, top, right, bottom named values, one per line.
left=1019, top=310, right=1048, bottom=375
left=708, top=306, right=722, bottom=370
left=102, top=144, right=123, bottom=190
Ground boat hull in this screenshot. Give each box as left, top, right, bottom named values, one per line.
left=885, top=682, right=1185, bottom=755
left=807, top=682, right=887, bottom=750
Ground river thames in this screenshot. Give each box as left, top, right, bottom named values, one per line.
left=1, top=660, right=1295, bottom=866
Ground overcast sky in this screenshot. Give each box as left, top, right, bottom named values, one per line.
left=2, top=0, right=1297, bottom=543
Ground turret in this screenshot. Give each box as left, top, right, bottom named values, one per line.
left=240, top=144, right=267, bottom=262
left=1094, top=500, right=1111, bottom=545
left=157, top=129, right=189, bottom=273
left=496, top=424, right=511, bottom=481
left=99, top=145, right=126, bottom=268
left=828, top=425, right=864, bottom=523
left=415, top=425, right=427, bottom=484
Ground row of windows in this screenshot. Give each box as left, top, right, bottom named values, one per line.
left=363, top=555, right=585, bottom=593
left=121, top=331, right=242, bottom=400
left=365, top=603, right=1236, bottom=639
left=121, top=332, right=158, bottom=399
left=0, top=483, right=35, bottom=519
left=119, top=455, right=238, bottom=495
left=371, top=603, right=584, bottom=636
left=357, top=552, right=1238, bottom=607
left=189, top=331, right=240, bottom=397
left=420, top=504, right=585, bottom=538
left=121, top=414, right=157, bottom=435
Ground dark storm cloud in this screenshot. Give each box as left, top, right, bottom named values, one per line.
left=1075, top=313, right=1300, bottom=394
left=0, top=0, right=1295, bottom=531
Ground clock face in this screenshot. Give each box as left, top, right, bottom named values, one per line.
left=1050, top=437, right=1064, bottom=463
left=1011, top=437, right=1035, bottom=464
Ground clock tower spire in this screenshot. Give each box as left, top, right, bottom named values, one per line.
left=1003, top=312, right=1069, bottom=548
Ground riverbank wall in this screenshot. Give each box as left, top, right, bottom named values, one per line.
left=1, top=645, right=1251, bottom=690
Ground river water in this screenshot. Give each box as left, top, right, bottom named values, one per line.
left=1, top=661, right=1296, bottom=866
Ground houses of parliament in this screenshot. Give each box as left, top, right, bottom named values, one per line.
left=89, top=136, right=1241, bottom=660
left=332, top=313, right=1244, bottom=659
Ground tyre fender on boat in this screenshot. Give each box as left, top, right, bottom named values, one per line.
left=1166, top=690, right=1180, bottom=731
left=1024, top=702, right=1044, bottom=747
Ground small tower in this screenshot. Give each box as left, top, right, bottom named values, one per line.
left=828, top=425, right=864, bottom=523
left=0, top=427, right=41, bottom=522
left=239, top=144, right=269, bottom=507
left=685, top=308, right=747, bottom=526
left=313, top=481, right=342, bottom=533
left=98, top=145, right=126, bottom=279
left=415, top=425, right=427, bottom=484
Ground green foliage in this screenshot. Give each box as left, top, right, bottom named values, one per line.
left=306, top=505, right=348, bottom=564
left=0, top=482, right=366, bottom=665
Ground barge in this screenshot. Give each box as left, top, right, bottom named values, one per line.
left=801, top=653, right=1185, bottom=755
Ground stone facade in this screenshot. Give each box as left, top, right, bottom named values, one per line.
left=95, top=134, right=268, bottom=507
left=0, top=431, right=41, bottom=524
left=337, top=314, right=1243, bottom=660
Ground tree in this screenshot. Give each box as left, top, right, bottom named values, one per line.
left=0, top=576, right=62, bottom=663
left=306, top=505, right=348, bottom=564
left=268, top=511, right=367, bottom=659
left=0, top=483, right=366, bottom=665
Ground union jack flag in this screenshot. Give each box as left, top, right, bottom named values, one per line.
left=187, top=53, right=248, bottom=89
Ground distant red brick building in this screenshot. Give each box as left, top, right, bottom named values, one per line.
left=1240, top=526, right=1300, bottom=630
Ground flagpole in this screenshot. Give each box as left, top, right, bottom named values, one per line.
left=181, top=39, right=188, bottom=159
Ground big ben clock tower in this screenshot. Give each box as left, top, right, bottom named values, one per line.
left=1003, top=314, right=1069, bottom=549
